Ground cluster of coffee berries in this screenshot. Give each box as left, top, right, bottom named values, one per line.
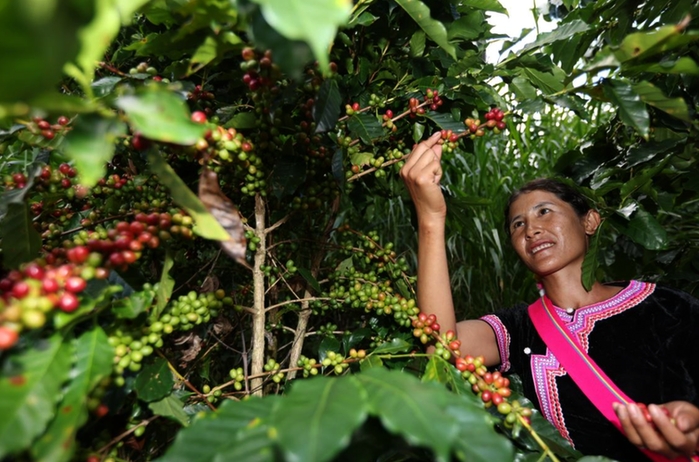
left=196, top=125, right=265, bottom=197
left=407, top=97, right=426, bottom=117
left=345, top=102, right=361, bottom=116
left=348, top=348, right=367, bottom=359
left=433, top=329, right=462, bottom=360
left=240, top=48, right=280, bottom=93
left=128, top=61, right=159, bottom=78
left=229, top=367, right=246, bottom=390
left=424, top=88, right=444, bottom=111
left=437, top=129, right=461, bottom=154
left=109, top=290, right=230, bottom=382
left=201, top=384, right=223, bottom=403
left=464, top=107, right=507, bottom=139
left=412, top=312, right=441, bottom=344
left=319, top=230, right=414, bottom=325
left=381, top=109, right=398, bottom=131
left=0, top=250, right=114, bottom=348
left=160, top=290, right=226, bottom=332
left=3, top=171, right=29, bottom=190
left=264, top=358, right=285, bottom=383
left=368, top=93, right=387, bottom=108
left=27, top=115, right=71, bottom=141
left=321, top=351, right=349, bottom=375
left=484, top=107, right=506, bottom=129
left=297, top=355, right=320, bottom=378
left=187, top=85, right=215, bottom=104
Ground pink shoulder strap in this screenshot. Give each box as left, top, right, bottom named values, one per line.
left=528, top=296, right=694, bottom=462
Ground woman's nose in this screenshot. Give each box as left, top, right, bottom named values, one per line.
left=525, top=223, right=541, bottom=239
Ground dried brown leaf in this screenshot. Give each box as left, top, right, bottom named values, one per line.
left=198, top=168, right=250, bottom=269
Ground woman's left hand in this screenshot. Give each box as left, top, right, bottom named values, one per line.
left=614, top=400, right=699, bottom=458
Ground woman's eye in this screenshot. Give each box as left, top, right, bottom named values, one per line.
left=512, top=221, right=524, bottom=230
left=539, top=208, right=550, bottom=215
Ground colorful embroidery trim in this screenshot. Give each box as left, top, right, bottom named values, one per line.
left=531, top=280, right=655, bottom=444
left=481, top=314, right=511, bottom=372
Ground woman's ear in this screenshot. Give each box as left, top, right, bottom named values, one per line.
left=583, top=210, right=601, bottom=235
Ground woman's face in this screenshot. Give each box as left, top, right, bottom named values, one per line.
left=508, top=190, right=597, bottom=278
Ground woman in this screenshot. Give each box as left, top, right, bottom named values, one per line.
left=400, top=132, right=699, bottom=460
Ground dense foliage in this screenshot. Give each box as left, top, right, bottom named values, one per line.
left=0, top=0, right=697, bottom=461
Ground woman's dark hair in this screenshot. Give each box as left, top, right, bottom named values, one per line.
left=504, top=178, right=592, bottom=235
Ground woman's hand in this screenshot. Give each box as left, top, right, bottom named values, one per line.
left=399, top=132, right=447, bottom=221
left=614, top=401, right=699, bottom=457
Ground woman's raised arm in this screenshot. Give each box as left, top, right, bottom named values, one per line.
left=401, top=133, right=500, bottom=366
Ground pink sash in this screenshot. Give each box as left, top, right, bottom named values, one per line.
left=528, top=295, right=696, bottom=462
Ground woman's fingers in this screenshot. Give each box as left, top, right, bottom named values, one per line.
left=650, top=405, right=693, bottom=454
left=403, top=132, right=442, bottom=170
left=615, top=403, right=644, bottom=447
left=615, top=403, right=688, bottom=457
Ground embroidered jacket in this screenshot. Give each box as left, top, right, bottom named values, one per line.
left=481, top=281, right=699, bottom=461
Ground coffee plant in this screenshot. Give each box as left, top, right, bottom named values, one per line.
left=1, top=0, right=697, bottom=461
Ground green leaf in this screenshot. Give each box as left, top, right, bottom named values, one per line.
left=112, top=290, right=154, bottom=319
left=273, top=376, right=367, bottom=462
left=62, top=114, right=126, bottom=187
left=250, top=0, right=352, bottom=73
left=348, top=11, right=378, bottom=28
left=360, top=355, right=384, bottom=371
left=0, top=2, right=94, bottom=103
left=624, top=57, right=699, bottom=76
left=516, top=20, right=590, bottom=57
left=149, top=395, right=189, bottom=427
left=632, top=81, right=690, bottom=122
left=66, top=0, right=150, bottom=95
left=32, top=328, right=114, bottom=462
left=135, top=357, right=175, bottom=403
left=186, top=32, right=241, bottom=76
left=319, top=337, right=341, bottom=361
left=372, top=338, right=412, bottom=355
left=457, top=0, right=506, bottom=13
left=146, top=150, right=229, bottom=241
left=395, top=0, right=456, bottom=59
left=626, top=139, right=680, bottom=168
left=314, top=79, right=342, bottom=133
left=581, top=228, right=601, bottom=291
left=186, top=35, right=219, bottom=75
left=155, top=251, right=175, bottom=318
left=157, top=397, right=278, bottom=462
left=223, top=112, right=257, bottom=129
left=410, top=31, right=426, bottom=57
left=350, top=152, right=375, bottom=167
left=424, top=112, right=466, bottom=134
left=412, top=122, right=426, bottom=143
left=520, top=67, right=564, bottom=95
left=297, top=267, right=321, bottom=294
left=91, top=76, right=123, bottom=97
left=509, top=76, right=538, bottom=100
left=448, top=393, right=514, bottom=462
left=116, top=90, right=207, bottom=145
left=422, top=356, right=450, bottom=384
left=624, top=209, right=668, bottom=250
left=0, top=202, right=42, bottom=269
left=0, top=335, right=73, bottom=459
left=347, top=113, right=384, bottom=145
left=448, top=12, right=487, bottom=41
left=248, top=11, right=314, bottom=81
left=356, top=368, right=458, bottom=461
left=613, top=23, right=691, bottom=63
left=602, top=79, right=649, bottom=139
